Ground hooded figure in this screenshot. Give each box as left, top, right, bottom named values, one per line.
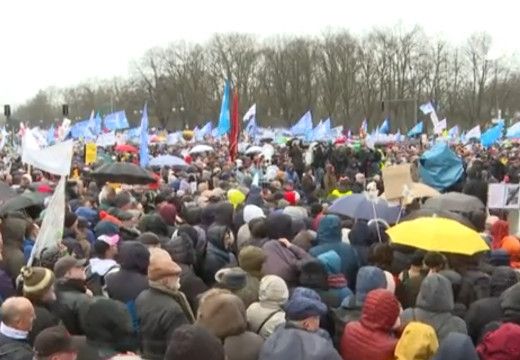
left=246, top=275, right=288, bottom=339
left=1, top=217, right=28, bottom=280
left=201, top=225, right=237, bottom=286
left=237, top=205, right=265, bottom=250
left=262, top=214, right=310, bottom=287
left=197, top=293, right=264, bottom=360
left=309, top=215, right=359, bottom=290
left=432, top=333, right=479, bottom=360
left=332, top=266, right=386, bottom=345
left=394, top=322, right=439, bottom=360
left=340, top=289, right=400, bottom=360
left=477, top=323, right=520, bottom=360
left=317, top=251, right=352, bottom=303
left=465, top=266, right=518, bottom=344
left=77, top=298, right=136, bottom=360
left=401, top=274, right=467, bottom=342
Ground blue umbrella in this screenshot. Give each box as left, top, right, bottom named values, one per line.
left=329, top=193, right=402, bottom=224
left=149, top=155, right=187, bottom=167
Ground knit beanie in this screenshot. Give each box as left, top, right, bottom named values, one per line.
left=20, top=266, right=55, bottom=299
left=238, top=246, right=266, bottom=279
left=165, top=325, right=225, bottom=360
left=148, top=248, right=181, bottom=281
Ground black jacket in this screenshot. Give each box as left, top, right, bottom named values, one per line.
left=28, top=301, right=60, bottom=345
left=55, top=278, right=92, bottom=335
left=0, top=334, right=32, bottom=360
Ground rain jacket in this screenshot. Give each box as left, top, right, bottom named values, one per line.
left=309, top=215, right=360, bottom=290
left=394, top=322, right=439, bottom=360
left=401, top=274, right=467, bottom=342
left=477, top=323, right=520, bottom=360
left=317, top=250, right=352, bottom=302
left=432, top=333, right=479, bottom=360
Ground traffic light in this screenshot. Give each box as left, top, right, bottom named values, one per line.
left=3, top=105, right=10, bottom=117
left=62, top=104, right=69, bottom=116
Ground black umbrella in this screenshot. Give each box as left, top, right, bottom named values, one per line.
left=91, top=162, right=157, bottom=185
left=0, top=192, right=45, bottom=216
left=0, top=181, right=16, bottom=206
left=401, top=208, right=476, bottom=230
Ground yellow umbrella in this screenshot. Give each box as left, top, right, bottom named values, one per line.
left=386, top=217, right=489, bottom=255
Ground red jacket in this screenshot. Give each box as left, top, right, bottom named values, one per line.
left=477, top=323, right=520, bottom=360
left=340, top=289, right=400, bottom=360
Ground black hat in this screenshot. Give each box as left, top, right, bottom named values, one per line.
left=33, top=326, right=74, bottom=357
left=53, top=256, right=87, bottom=278
left=165, top=325, right=225, bottom=360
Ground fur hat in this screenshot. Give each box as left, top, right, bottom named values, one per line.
left=148, top=248, right=181, bottom=281
left=196, top=293, right=247, bottom=339
left=20, top=266, right=55, bottom=299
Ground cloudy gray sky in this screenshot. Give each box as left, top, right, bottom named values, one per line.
left=0, top=0, right=515, bottom=105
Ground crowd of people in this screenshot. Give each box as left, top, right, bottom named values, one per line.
left=0, top=138, right=518, bottom=360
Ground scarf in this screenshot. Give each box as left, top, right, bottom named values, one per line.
left=149, top=281, right=195, bottom=323
left=328, top=274, right=348, bottom=289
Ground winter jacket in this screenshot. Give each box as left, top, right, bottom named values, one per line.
left=55, top=278, right=92, bottom=335
left=262, top=240, right=309, bottom=287
left=394, top=322, right=439, bottom=360
left=1, top=218, right=27, bottom=280
left=309, top=215, right=360, bottom=290
left=317, top=250, right=352, bottom=303
left=477, top=323, right=520, bottom=360
left=247, top=275, right=288, bottom=339
left=340, top=289, right=400, bottom=360
left=135, top=282, right=195, bottom=360
left=28, top=301, right=61, bottom=345
left=401, top=274, right=467, bottom=342
left=0, top=333, right=32, bottom=360
left=432, top=333, right=479, bottom=360
left=201, top=225, right=237, bottom=286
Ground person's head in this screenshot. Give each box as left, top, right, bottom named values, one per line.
left=424, top=252, right=446, bottom=273
left=20, top=174, right=32, bottom=188
left=148, top=248, right=182, bottom=290
left=285, top=288, right=327, bottom=332
left=53, top=256, right=87, bottom=281
left=165, top=325, right=225, bottom=360
left=33, top=326, right=77, bottom=360
left=410, top=250, right=426, bottom=268
left=20, top=266, right=56, bottom=303
left=64, top=212, right=78, bottom=232
left=368, top=243, right=394, bottom=271
left=136, top=232, right=161, bottom=249
left=1, top=297, right=35, bottom=333
left=92, top=234, right=120, bottom=259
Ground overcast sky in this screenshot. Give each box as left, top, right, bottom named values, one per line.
left=1, top=0, right=516, bottom=105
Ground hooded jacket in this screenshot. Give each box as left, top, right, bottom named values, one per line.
left=246, top=275, right=288, bottom=339
left=401, top=274, right=467, bottom=342
left=202, top=225, right=237, bottom=286
left=432, top=333, right=479, bottom=360
left=477, top=323, right=520, bottom=360
left=105, top=241, right=150, bottom=303
left=309, top=215, right=360, bottom=290
left=394, top=322, right=438, bottom=360
left=1, top=217, right=27, bottom=280
left=465, top=266, right=517, bottom=343
left=340, top=289, right=400, bottom=360
left=317, top=250, right=352, bottom=303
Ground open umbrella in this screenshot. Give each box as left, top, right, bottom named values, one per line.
left=0, top=192, right=45, bottom=216
left=328, top=193, right=402, bottom=224
left=189, top=144, right=214, bottom=154
left=401, top=208, right=476, bottom=230
left=0, top=181, right=16, bottom=206
left=115, top=144, right=138, bottom=153
left=245, top=146, right=263, bottom=155
left=423, top=192, right=485, bottom=214
left=91, top=162, right=156, bottom=185
left=387, top=217, right=489, bottom=255
left=149, top=155, right=188, bottom=168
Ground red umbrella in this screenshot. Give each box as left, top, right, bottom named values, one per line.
left=115, top=144, right=138, bottom=153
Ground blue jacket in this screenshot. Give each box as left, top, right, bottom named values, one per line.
left=23, top=238, right=34, bottom=262
left=317, top=250, right=352, bottom=302
left=309, top=215, right=360, bottom=290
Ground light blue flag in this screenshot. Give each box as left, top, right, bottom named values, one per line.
left=448, top=125, right=459, bottom=138
left=47, top=125, right=55, bottom=144
left=507, top=122, right=520, bottom=139
left=420, top=102, right=435, bottom=115
left=139, top=103, right=149, bottom=168
left=290, top=111, right=313, bottom=136
left=217, top=80, right=230, bottom=136
left=407, top=122, right=423, bottom=137
left=395, top=129, right=402, bottom=142
left=196, top=122, right=212, bottom=141
left=480, top=122, right=503, bottom=148
left=104, top=110, right=129, bottom=131
left=313, top=118, right=331, bottom=141
left=245, top=116, right=258, bottom=137
left=379, top=117, right=390, bottom=134
left=127, top=127, right=140, bottom=139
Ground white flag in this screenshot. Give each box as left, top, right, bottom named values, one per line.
left=466, top=125, right=482, bottom=140
left=243, top=104, right=256, bottom=122
left=434, top=119, right=447, bottom=134
left=27, top=177, right=66, bottom=266
left=430, top=111, right=440, bottom=129
left=22, top=134, right=73, bottom=176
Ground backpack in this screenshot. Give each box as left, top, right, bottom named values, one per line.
left=85, top=264, right=120, bottom=297
left=457, top=270, right=490, bottom=308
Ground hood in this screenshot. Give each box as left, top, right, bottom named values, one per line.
left=176, top=225, right=199, bottom=248
left=118, top=241, right=150, bottom=274
left=416, top=274, right=454, bottom=313
left=317, top=250, right=342, bottom=275
left=477, top=323, right=520, bottom=360
left=490, top=266, right=518, bottom=296
left=500, top=282, right=520, bottom=323
left=243, top=205, right=265, bottom=224
left=158, top=203, right=177, bottom=227
left=491, top=220, right=509, bottom=249
left=164, top=234, right=196, bottom=266
left=433, top=333, right=478, bottom=360
left=283, top=206, right=307, bottom=222
left=82, top=297, right=134, bottom=343
left=1, top=217, right=27, bottom=247
left=138, top=214, right=169, bottom=237
left=395, top=322, right=439, bottom=360
left=360, top=289, right=400, bottom=332
left=351, top=266, right=386, bottom=306
left=201, top=205, right=217, bottom=226
left=75, top=207, right=99, bottom=226
left=207, top=224, right=229, bottom=251
left=258, top=275, right=289, bottom=305
left=266, top=213, right=293, bottom=240
left=182, top=206, right=202, bottom=226
left=501, top=236, right=520, bottom=261
left=246, top=186, right=264, bottom=206
left=316, top=215, right=342, bottom=244
left=214, top=202, right=234, bottom=226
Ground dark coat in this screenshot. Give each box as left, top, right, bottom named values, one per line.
left=28, top=301, right=61, bottom=345
left=201, top=225, right=237, bottom=286
left=1, top=218, right=27, bottom=281
left=55, top=278, right=92, bottom=335
left=135, top=284, right=195, bottom=360
left=0, top=333, right=33, bottom=360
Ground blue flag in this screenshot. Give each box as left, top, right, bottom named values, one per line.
left=139, top=103, right=149, bottom=168
left=245, top=116, right=258, bottom=137
left=480, top=122, right=503, bottom=148
left=217, top=80, right=230, bottom=136
left=407, top=122, right=423, bottom=137
left=290, top=111, right=313, bottom=136
left=379, top=117, right=390, bottom=134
